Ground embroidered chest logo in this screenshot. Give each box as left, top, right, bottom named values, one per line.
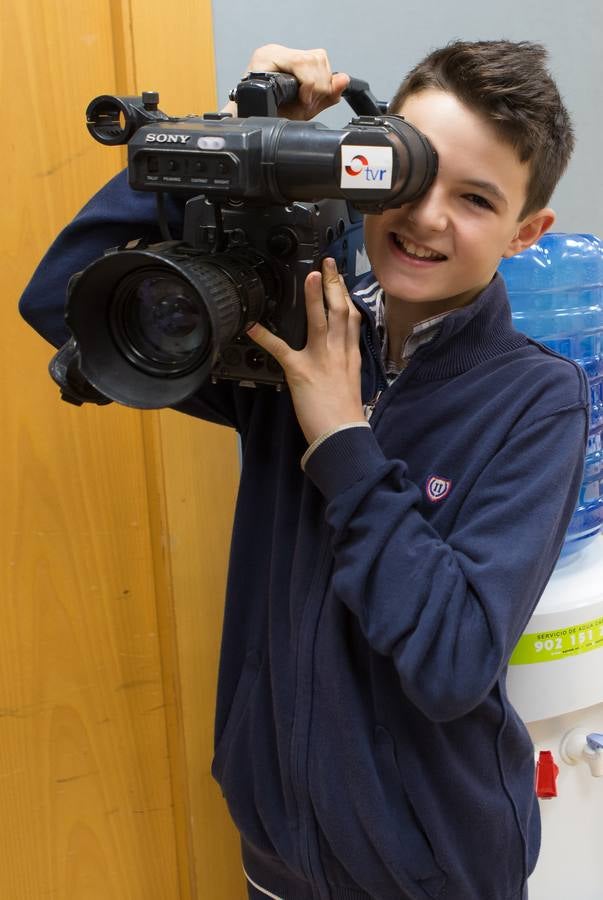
left=426, top=474, right=452, bottom=503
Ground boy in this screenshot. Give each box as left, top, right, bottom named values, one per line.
left=20, top=40, right=588, bottom=900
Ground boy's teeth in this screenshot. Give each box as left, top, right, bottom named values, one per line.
left=395, top=235, right=444, bottom=260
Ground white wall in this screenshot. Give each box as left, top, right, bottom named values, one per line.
left=211, top=0, right=602, bottom=234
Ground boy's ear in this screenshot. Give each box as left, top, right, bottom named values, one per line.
left=502, top=207, right=556, bottom=258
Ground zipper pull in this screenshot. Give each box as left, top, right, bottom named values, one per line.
left=363, top=390, right=382, bottom=421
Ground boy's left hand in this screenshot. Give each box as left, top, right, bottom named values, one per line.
left=247, top=258, right=366, bottom=445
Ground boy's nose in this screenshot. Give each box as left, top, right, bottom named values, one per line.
left=406, top=185, right=448, bottom=233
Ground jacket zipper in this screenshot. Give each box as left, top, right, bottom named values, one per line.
left=364, top=389, right=383, bottom=421
left=360, top=306, right=387, bottom=419
left=289, top=536, right=333, bottom=899
left=287, top=303, right=389, bottom=897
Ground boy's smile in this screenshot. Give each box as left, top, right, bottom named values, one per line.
left=389, top=233, right=447, bottom=264
left=363, top=88, right=554, bottom=331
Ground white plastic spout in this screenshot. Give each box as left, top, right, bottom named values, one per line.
left=560, top=728, right=603, bottom=777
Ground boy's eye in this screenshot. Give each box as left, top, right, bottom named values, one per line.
left=464, top=193, right=494, bottom=211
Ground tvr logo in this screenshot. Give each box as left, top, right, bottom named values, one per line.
left=344, top=154, right=387, bottom=182
left=340, top=145, right=392, bottom=191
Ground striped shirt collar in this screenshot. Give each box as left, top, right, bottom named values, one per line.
left=354, top=281, right=451, bottom=384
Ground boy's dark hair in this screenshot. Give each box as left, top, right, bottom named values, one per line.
left=389, top=40, right=574, bottom=218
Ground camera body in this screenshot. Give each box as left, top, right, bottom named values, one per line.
left=51, top=74, right=437, bottom=409
left=179, top=195, right=361, bottom=388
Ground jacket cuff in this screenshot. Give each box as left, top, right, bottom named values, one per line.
left=303, top=425, right=387, bottom=501
left=301, top=422, right=371, bottom=470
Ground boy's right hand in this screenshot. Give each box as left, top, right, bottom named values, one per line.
left=222, top=44, right=350, bottom=120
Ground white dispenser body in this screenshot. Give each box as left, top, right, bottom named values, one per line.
left=506, top=537, right=603, bottom=899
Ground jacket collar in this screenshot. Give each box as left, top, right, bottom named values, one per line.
left=352, top=272, right=527, bottom=382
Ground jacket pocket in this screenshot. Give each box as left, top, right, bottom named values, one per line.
left=211, top=651, right=261, bottom=783
left=374, top=725, right=447, bottom=899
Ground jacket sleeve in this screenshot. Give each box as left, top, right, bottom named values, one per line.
left=18, top=169, right=240, bottom=429
left=303, top=401, right=588, bottom=722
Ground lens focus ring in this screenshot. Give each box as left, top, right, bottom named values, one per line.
left=182, top=258, right=245, bottom=345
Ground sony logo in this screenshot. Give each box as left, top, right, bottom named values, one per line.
left=145, top=133, right=191, bottom=144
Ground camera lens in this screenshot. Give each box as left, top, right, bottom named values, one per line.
left=65, top=243, right=278, bottom=407
left=111, top=269, right=212, bottom=374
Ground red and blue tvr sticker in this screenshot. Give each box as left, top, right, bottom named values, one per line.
left=340, top=145, right=393, bottom=189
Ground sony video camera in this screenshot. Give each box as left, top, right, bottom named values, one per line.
left=49, top=72, right=438, bottom=409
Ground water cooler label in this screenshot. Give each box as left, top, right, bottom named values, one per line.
left=510, top=614, right=603, bottom=665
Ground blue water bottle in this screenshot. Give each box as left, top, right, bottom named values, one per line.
left=498, top=234, right=603, bottom=556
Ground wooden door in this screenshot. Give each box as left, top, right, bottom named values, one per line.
left=2, top=1, right=244, bottom=897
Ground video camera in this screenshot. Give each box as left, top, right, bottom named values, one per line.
left=50, top=72, right=438, bottom=409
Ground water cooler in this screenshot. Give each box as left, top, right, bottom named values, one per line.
left=499, top=235, right=603, bottom=899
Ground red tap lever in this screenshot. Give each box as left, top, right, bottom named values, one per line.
left=535, top=750, right=559, bottom=799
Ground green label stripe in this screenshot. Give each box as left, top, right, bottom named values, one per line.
left=510, top=614, right=603, bottom=665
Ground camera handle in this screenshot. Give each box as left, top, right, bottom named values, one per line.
left=232, top=72, right=299, bottom=117
left=231, top=72, right=386, bottom=118
left=342, top=78, right=388, bottom=116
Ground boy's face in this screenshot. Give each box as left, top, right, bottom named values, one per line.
left=363, top=88, right=554, bottom=314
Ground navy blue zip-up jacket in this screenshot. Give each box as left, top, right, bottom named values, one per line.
left=19, top=171, right=589, bottom=900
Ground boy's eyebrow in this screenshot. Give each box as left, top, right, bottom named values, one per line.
left=461, top=179, right=508, bottom=207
